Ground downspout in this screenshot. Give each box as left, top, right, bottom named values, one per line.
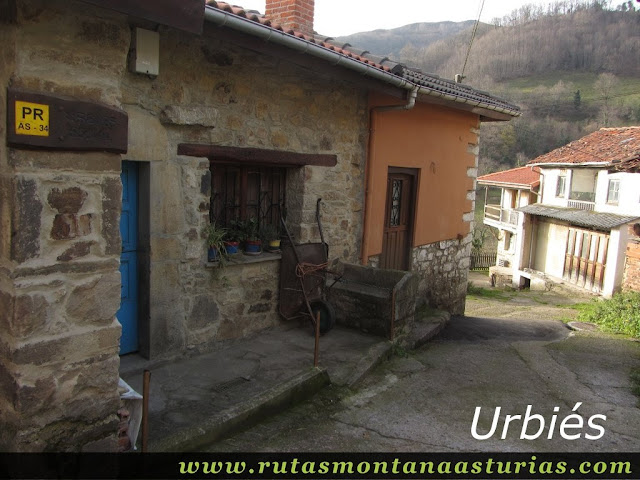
left=361, top=87, right=419, bottom=265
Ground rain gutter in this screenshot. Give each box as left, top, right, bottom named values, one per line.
left=203, top=6, right=519, bottom=117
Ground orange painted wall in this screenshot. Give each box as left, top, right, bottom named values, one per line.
left=362, top=92, right=480, bottom=262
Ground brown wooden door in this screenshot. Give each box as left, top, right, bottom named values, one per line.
left=380, top=171, right=416, bottom=270
left=563, top=227, right=608, bottom=292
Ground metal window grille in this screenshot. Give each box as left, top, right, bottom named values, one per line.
left=390, top=179, right=402, bottom=227
left=210, top=165, right=285, bottom=228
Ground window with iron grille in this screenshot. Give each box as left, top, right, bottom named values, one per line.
left=210, top=164, right=286, bottom=229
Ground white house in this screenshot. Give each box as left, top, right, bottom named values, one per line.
left=479, top=127, right=640, bottom=296
left=477, top=166, right=540, bottom=272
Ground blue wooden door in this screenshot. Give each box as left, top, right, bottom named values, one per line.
left=117, top=161, right=139, bottom=355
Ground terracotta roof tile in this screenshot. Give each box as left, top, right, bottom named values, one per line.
left=528, top=127, right=640, bottom=166
left=204, top=1, right=520, bottom=116
left=205, top=1, right=392, bottom=71
left=477, top=166, right=540, bottom=189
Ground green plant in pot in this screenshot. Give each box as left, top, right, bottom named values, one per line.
left=203, top=222, right=227, bottom=263
left=260, top=223, right=281, bottom=252
left=242, top=217, right=262, bottom=255
left=225, top=219, right=243, bottom=255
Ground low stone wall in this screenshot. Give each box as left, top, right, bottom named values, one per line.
left=328, top=262, right=417, bottom=338
left=412, top=234, right=472, bottom=315
left=489, top=265, right=514, bottom=288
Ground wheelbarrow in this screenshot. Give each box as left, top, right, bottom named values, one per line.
left=278, top=198, right=340, bottom=335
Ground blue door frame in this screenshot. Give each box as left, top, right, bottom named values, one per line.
left=117, top=161, right=139, bottom=355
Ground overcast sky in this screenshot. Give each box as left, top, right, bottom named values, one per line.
left=231, top=0, right=562, bottom=36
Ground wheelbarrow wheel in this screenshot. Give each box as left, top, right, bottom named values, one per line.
left=309, top=299, right=336, bottom=335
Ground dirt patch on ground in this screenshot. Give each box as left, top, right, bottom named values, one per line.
left=466, top=271, right=594, bottom=322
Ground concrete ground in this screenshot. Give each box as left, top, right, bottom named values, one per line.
left=204, top=274, right=640, bottom=452
left=119, top=309, right=448, bottom=451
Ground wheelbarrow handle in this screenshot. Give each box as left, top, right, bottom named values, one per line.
left=280, top=210, right=302, bottom=265
left=316, top=198, right=328, bottom=262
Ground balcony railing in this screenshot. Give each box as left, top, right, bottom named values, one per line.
left=567, top=199, right=595, bottom=211
left=484, top=205, right=519, bottom=226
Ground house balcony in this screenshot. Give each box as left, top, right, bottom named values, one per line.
left=568, top=191, right=595, bottom=211
left=483, top=205, right=520, bottom=230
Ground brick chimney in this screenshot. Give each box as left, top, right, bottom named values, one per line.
left=265, top=0, right=315, bottom=36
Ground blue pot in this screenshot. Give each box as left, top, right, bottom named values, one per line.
left=244, top=240, right=262, bottom=254
left=207, top=247, right=219, bottom=262
left=225, top=242, right=239, bottom=255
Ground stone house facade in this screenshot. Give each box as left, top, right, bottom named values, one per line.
left=0, top=0, right=519, bottom=450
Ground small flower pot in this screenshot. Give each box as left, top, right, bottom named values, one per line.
left=224, top=241, right=240, bottom=255
left=267, top=239, right=281, bottom=252
left=244, top=239, right=262, bottom=255
left=207, top=246, right=220, bottom=262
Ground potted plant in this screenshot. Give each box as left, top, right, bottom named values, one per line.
left=260, top=223, right=281, bottom=252
left=202, top=222, right=227, bottom=263
left=224, top=219, right=243, bottom=255
left=243, top=217, right=262, bottom=255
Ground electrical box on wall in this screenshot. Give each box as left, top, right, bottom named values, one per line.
left=129, top=28, right=159, bottom=76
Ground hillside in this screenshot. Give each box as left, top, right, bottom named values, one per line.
left=339, top=1, right=640, bottom=174
left=407, top=6, right=640, bottom=81
left=335, top=21, right=476, bottom=60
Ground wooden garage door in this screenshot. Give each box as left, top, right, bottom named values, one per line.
left=563, top=227, right=608, bottom=292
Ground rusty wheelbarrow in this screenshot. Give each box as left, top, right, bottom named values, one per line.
left=278, top=198, right=340, bottom=335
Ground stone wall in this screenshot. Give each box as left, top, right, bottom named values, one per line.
left=412, top=235, right=473, bottom=315
left=1, top=0, right=484, bottom=451
left=1, top=0, right=369, bottom=450
left=623, top=224, right=640, bottom=292
left=328, top=262, right=418, bottom=338
left=368, top=233, right=473, bottom=316
left=126, top=22, right=369, bottom=357
left=0, top=10, right=18, bottom=451
left=0, top=1, right=131, bottom=451
left=0, top=151, right=123, bottom=451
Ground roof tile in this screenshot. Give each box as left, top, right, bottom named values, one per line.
left=477, top=166, right=540, bottom=188
left=518, top=204, right=639, bottom=230
left=204, top=1, right=520, bottom=115
left=528, top=127, right=640, bottom=166
left=206, top=1, right=393, bottom=72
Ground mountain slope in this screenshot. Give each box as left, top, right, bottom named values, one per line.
left=334, top=21, right=475, bottom=60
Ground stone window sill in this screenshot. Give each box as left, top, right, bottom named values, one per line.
left=205, top=251, right=282, bottom=268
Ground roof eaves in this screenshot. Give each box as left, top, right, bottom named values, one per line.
left=204, top=2, right=521, bottom=119
left=528, top=161, right=609, bottom=168
left=477, top=180, right=540, bottom=190
left=517, top=204, right=640, bottom=230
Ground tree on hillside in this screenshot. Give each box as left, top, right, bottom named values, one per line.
left=594, top=72, right=620, bottom=126
left=402, top=1, right=640, bottom=81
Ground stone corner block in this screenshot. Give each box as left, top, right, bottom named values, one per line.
left=123, top=105, right=169, bottom=162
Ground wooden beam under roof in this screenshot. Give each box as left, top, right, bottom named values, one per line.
left=79, top=0, right=205, bottom=34
left=178, top=144, right=338, bottom=167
